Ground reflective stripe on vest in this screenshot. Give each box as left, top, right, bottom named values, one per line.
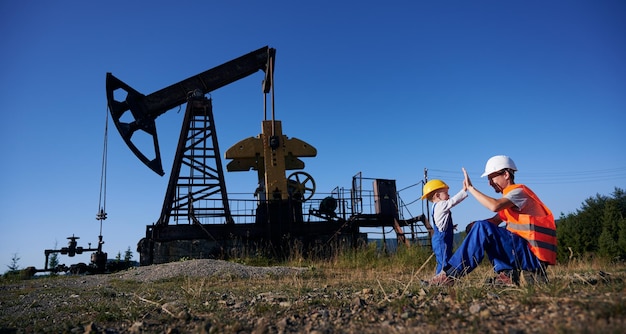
left=498, top=184, right=557, bottom=265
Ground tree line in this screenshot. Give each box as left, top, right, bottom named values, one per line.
left=557, top=187, right=626, bottom=263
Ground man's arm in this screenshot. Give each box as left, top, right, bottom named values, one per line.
left=467, top=185, right=514, bottom=212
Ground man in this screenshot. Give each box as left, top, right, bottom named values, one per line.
left=430, top=155, right=557, bottom=286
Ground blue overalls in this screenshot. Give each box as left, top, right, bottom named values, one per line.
left=444, top=220, right=544, bottom=277
left=431, top=202, right=454, bottom=274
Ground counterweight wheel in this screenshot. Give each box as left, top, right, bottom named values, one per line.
left=287, top=171, right=316, bottom=201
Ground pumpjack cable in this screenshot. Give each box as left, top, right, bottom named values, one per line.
left=96, top=106, right=109, bottom=235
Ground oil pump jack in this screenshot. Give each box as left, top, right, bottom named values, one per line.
left=106, top=46, right=363, bottom=265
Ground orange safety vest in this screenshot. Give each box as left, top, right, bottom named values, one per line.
left=498, top=184, right=557, bottom=265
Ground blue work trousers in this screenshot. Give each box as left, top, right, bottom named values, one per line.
left=432, top=227, right=454, bottom=274
left=445, top=220, right=543, bottom=278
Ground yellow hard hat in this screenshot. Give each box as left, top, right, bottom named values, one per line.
left=421, top=179, right=449, bottom=200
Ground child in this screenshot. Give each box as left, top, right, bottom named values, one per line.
left=421, top=179, right=468, bottom=274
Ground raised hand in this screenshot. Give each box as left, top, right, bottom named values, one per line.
left=462, top=167, right=472, bottom=190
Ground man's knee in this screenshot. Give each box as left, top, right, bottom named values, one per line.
left=467, top=220, right=493, bottom=234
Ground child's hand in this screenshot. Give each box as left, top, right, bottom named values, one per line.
left=462, top=167, right=472, bottom=190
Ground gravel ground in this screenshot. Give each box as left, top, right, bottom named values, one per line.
left=1, top=259, right=625, bottom=333
left=113, top=259, right=308, bottom=282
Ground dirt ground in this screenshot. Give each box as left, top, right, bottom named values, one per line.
left=1, top=259, right=625, bottom=333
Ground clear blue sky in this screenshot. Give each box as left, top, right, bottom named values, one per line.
left=1, top=1, right=625, bottom=269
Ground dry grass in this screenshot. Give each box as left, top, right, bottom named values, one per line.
left=1, top=247, right=625, bottom=333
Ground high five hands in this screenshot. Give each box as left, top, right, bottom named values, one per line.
left=462, top=167, right=475, bottom=233
left=462, top=167, right=472, bottom=190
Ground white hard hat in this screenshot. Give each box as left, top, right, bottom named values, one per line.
left=481, top=155, right=518, bottom=177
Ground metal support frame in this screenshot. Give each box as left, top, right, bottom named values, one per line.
left=158, top=95, right=232, bottom=226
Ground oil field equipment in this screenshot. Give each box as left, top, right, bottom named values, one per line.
left=105, top=46, right=433, bottom=265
